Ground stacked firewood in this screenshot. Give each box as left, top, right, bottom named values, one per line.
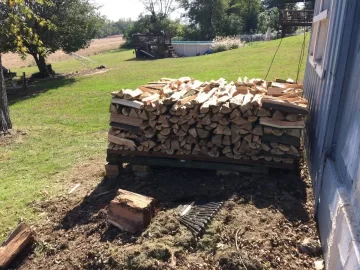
left=107, top=77, right=308, bottom=165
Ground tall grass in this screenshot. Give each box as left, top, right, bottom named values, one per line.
left=211, top=36, right=244, bottom=53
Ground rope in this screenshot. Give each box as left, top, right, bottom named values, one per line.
left=264, top=37, right=283, bottom=81
left=296, top=28, right=309, bottom=83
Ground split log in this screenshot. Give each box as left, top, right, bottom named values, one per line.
left=240, top=93, right=254, bottom=113
left=279, top=144, right=290, bottom=152
left=261, top=143, right=271, bottom=152
left=108, top=135, right=136, bottom=149
left=288, top=145, right=299, bottom=155
left=230, top=109, right=241, bottom=120
left=251, top=125, right=264, bottom=136
left=222, top=136, right=231, bottom=146
left=272, top=111, right=285, bottom=121
left=110, top=104, right=118, bottom=114
left=124, top=89, right=143, bottom=100
left=232, top=116, right=248, bottom=126
left=112, top=98, right=144, bottom=109
left=244, top=134, right=253, bottom=143
left=260, top=117, right=305, bottom=129
left=285, top=114, right=299, bottom=122
left=286, top=129, right=301, bottom=138
left=256, top=108, right=271, bottom=117
left=229, top=94, right=244, bottom=109
left=197, top=129, right=210, bottom=139
left=220, top=102, right=232, bottom=114
left=231, top=133, right=241, bottom=144
left=0, top=223, right=33, bottom=269
left=247, top=116, right=258, bottom=123
left=272, top=128, right=285, bottom=136
left=261, top=98, right=308, bottom=115
left=107, top=189, right=155, bottom=233
left=251, top=94, right=263, bottom=107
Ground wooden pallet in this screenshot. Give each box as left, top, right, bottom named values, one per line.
left=107, top=150, right=296, bottom=174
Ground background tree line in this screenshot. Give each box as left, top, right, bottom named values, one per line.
left=116, top=0, right=314, bottom=47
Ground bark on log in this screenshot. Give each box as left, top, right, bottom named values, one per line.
left=0, top=223, right=33, bottom=269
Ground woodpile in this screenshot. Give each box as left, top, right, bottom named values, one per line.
left=106, top=77, right=307, bottom=169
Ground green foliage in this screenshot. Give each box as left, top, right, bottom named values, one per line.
left=263, top=0, right=297, bottom=9
left=24, top=0, right=103, bottom=54
left=96, top=18, right=132, bottom=38
left=258, top=7, right=280, bottom=33
left=122, top=15, right=183, bottom=48
left=2, top=0, right=103, bottom=76
left=0, top=0, right=53, bottom=53
left=177, top=0, right=263, bottom=40
left=0, top=0, right=52, bottom=133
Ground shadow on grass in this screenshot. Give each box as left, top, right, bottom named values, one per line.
left=125, top=57, right=155, bottom=62
left=59, top=164, right=310, bottom=243
left=7, top=77, right=76, bottom=105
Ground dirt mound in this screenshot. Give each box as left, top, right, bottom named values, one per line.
left=10, top=155, right=321, bottom=270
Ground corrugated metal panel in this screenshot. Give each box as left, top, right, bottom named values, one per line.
left=304, top=0, right=349, bottom=200
left=333, top=23, right=360, bottom=193
left=304, top=0, right=360, bottom=268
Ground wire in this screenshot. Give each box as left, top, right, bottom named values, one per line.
left=296, top=27, right=309, bottom=83
left=264, top=37, right=283, bottom=81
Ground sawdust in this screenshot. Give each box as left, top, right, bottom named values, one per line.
left=9, top=153, right=322, bottom=270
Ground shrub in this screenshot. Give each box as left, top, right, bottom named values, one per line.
left=210, top=36, right=243, bottom=53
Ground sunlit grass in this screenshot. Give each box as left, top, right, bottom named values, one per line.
left=0, top=35, right=309, bottom=240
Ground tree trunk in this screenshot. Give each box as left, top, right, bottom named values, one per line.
left=32, top=53, right=50, bottom=78
left=0, top=53, right=12, bottom=133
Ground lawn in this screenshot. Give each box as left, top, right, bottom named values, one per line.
left=0, top=35, right=309, bottom=240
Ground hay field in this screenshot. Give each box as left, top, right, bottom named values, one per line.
left=2, top=36, right=124, bottom=69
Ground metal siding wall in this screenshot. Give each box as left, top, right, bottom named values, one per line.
left=333, top=5, right=360, bottom=219
left=304, top=0, right=347, bottom=197
left=304, top=0, right=360, bottom=268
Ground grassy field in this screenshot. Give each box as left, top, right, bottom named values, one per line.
left=3, top=36, right=124, bottom=69
left=0, top=35, right=309, bottom=240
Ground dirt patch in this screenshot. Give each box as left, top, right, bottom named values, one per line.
left=0, top=129, right=27, bottom=147
left=63, top=67, right=110, bottom=78
left=10, top=154, right=322, bottom=270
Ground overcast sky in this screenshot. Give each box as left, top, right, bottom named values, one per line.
left=94, top=0, right=182, bottom=21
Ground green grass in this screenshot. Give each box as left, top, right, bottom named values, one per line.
left=0, top=35, right=309, bottom=239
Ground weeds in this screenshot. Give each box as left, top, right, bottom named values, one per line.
left=211, top=36, right=244, bottom=53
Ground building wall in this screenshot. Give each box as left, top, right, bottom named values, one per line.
left=304, top=0, right=360, bottom=268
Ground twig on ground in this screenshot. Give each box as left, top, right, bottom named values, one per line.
left=235, top=228, right=248, bottom=270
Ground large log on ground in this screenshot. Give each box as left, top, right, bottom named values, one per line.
left=107, top=189, right=155, bottom=233
left=0, top=223, right=33, bottom=269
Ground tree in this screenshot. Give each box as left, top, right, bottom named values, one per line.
left=18, top=0, right=102, bottom=77
left=123, top=15, right=183, bottom=47
left=258, top=7, right=279, bottom=33
left=178, top=0, right=228, bottom=40
left=96, top=18, right=133, bottom=38
left=139, top=0, right=176, bottom=20
left=263, top=0, right=296, bottom=9
left=178, top=0, right=262, bottom=40
left=0, top=0, right=51, bottom=133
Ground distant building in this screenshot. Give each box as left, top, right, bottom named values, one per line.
left=304, top=0, right=360, bottom=268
